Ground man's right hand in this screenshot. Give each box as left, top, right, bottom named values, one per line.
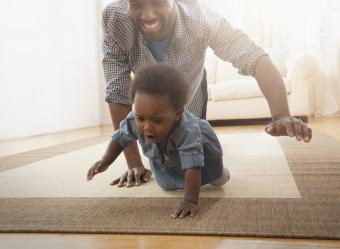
left=111, top=167, right=152, bottom=187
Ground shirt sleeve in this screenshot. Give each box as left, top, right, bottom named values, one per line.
left=204, top=7, right=267, bottom=76
left=111, top=112, right=138, bottom=149
left=102, top=8, right=132, bottom=105
left=176, top=122, right=205, bottom=170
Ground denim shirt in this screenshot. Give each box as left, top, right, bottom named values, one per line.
left=111, top=110, right=222, bottom=172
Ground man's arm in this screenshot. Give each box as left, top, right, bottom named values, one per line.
left=203, top=6, right=311, bottom=142
left=254, top=55, right=290, bottom=117
left=102, top=7, right=152, bottom=185
left=255, top=56, right=312, bottom=142
left=108, top=102, right=152, bottom=187
left=108, top=102, right=144, bottom=170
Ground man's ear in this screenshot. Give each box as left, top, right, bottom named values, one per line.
left=175, top=108, right=184, bottom=121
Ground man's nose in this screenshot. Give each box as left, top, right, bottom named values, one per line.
left=141, top=6, right=157, bottom=21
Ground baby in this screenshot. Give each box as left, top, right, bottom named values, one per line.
left=87, top=64, right=229, bottom=218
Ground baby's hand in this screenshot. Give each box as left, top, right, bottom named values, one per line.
left=87, top=160, right=110, bottom=181
left=171, top=200, right=199, bottom=219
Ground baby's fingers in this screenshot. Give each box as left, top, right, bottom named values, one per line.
left=87, top=167, right=96, bottom=181
left=110, top=178, right=120, bottom=185
left=117, top=172, right=128, bottom=187
left=190, top=207, right=199, bottom=217
left=171, top=208, right=182, bottom=218
left=87, top=162, right=103, bottom=181
left=178, top=209, right=191, bottom=218
left=142, top=169, right=152, bottom=182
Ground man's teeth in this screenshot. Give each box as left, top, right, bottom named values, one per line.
left=143, top=22, right=160, bottom=29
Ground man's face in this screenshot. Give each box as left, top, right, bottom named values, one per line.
left=128, top=0, right=176, bottom=42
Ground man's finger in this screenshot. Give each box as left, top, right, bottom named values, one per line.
left=303, top=127, right=312, bottom=143
left=293, top=120, right=303, bottom=141
left=283, top=120, right=294, bottom=137
left=301, top=123, right=308, bottom=142
left=265, top=124, right=274, bottom=135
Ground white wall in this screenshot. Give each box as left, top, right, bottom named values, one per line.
left=0, top=0, right=103, bottom=140
left=101, top=0, right=114, bottom=126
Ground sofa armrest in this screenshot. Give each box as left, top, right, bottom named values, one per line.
left=287, top=55, right=319, bottom=116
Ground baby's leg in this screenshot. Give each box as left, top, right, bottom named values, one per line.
left=149, top=161, right=184, bottom=190
left=202, top=144, right=230, bottom=187
left=210, top=168, right=230, bottom=187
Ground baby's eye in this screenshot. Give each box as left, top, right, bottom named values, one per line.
left=152, top=119, right=163, bottom=124
left=137, top=117, right=145, bottom=122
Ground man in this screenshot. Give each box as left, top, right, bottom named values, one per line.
left=102, top=0, right=312, bottom=187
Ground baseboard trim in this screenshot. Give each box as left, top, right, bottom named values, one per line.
left=208, top=116, right=308, bottom=127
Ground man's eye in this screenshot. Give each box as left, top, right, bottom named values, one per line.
left=131, top=4, right=141, bottom=9
left=154, top=2, right=165, bottom=7
left=130, top=2, right=141, bottom=8
left=152, top=0, right=166, bottom=7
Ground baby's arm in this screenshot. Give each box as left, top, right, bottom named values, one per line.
left=87, top=139, right=123, bottom=181
left=171, top=167, right=201, bottom=218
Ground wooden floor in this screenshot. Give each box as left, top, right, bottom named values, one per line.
left=1, top=117, right=340, bottom=249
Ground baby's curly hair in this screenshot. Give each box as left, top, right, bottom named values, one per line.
left=129, top=64, right=189, bottom=110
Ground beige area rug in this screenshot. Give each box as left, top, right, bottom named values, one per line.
left=0, top=133, right=300, bottom=199
left=0, top=132, right=339, bottom=239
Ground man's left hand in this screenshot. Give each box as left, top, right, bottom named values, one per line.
left=265, top=115, right=312, bottom=143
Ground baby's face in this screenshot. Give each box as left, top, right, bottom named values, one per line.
left=133, top=92, right=181, bottom=143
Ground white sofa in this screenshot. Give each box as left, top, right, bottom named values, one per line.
left=205, top=48, right=319, bottom=122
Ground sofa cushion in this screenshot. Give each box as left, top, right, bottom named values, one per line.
left=215, top=60, right=249, bottom=83
left=208, top=77, right=290, bottom=101
left=205, top=48, right=218, bottom=85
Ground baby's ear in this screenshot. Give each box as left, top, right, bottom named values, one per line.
left=175, top=108, right=184, bottom=121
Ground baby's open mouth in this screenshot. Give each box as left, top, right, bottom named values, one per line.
left=145, top=134, right=157, bottom=142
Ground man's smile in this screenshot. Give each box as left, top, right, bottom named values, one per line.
left=140, top=21, right=161, bottom=33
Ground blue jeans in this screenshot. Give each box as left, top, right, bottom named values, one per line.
left=150, top=143, right=224, bottom=190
